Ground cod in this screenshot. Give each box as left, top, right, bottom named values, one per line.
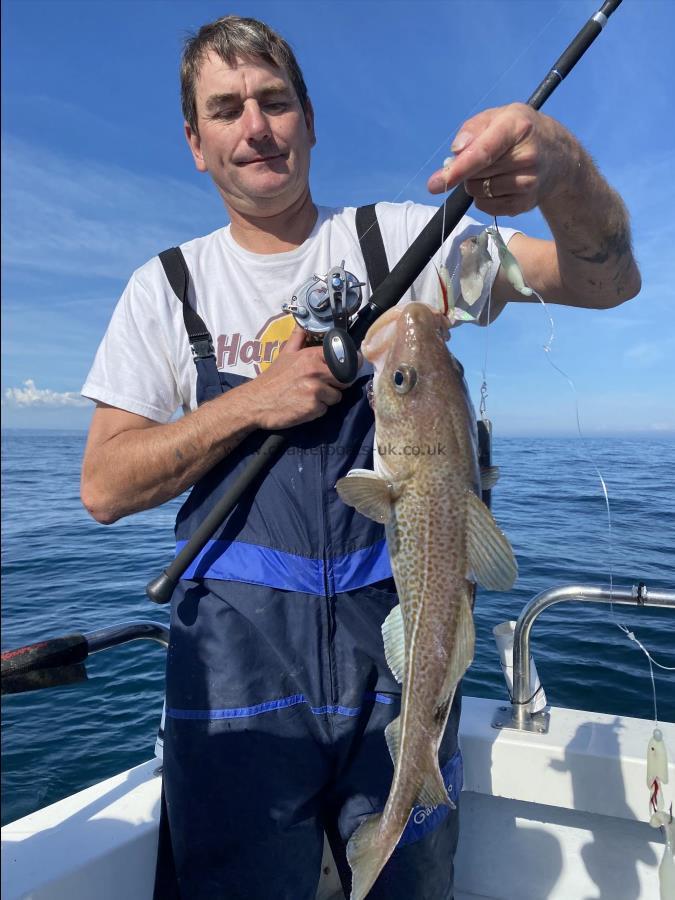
left=336, top=301, right=517, bottom=900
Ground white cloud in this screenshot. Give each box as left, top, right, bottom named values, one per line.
left=2, top=136, right=225, bottom=280
left=4, top=379, right=89, bottom=407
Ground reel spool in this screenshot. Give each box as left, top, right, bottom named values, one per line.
left=283, top=262, right=364, bottom=382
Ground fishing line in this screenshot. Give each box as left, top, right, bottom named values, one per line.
left=353, top=3, right=565, bottom=261
left=436, top=173, right=450, bottom=310
left=476, top=288, right=492, bottom=421
left=478, top=217, right=500, bottom=421
left=395, top=2, right=564, bottom=208
left=490, top=220, right=674, bottom=724
left=438, top=175, right=448, bottom=274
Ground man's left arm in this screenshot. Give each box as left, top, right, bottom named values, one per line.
left=428, top=103, right=641, bottom=317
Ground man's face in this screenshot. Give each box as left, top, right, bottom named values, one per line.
left=186, top=52, right=316, bottom=216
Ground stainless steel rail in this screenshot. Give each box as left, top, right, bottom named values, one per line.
left=494, top=583, right=675, bottom=733
left=85, top=621, right=170, bottom=653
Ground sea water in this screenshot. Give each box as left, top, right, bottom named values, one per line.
left=2, top=429, right=674, bottom=825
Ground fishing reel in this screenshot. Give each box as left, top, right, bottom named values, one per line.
left=283, top=262, right=364, bottom=383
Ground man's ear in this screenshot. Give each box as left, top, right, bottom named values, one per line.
left=304, top=98, right=317, bottom=148
left=184, top=122, right=208, bottom=173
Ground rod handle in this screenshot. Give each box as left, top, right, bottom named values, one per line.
left=146, top=570, right=177, bottom=605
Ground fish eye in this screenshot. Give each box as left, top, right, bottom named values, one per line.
left=392, top=364, right=417, bottom=394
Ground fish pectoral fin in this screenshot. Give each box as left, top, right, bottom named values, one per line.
left=382, top=604, right=405, bottom=684
left=416, top=765, right=453, bottom=810
left=384, top=715, right=401, bottom=766
left=335, top=470, right=399, bottom=524
left=480, top=465, right=500, bottom=491
left=466, top=491, right=518, bottom=591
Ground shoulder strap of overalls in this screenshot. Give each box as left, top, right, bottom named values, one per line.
left=158, top=247, right=215, bottom=360
left=355, top=204, right=389, bottom=292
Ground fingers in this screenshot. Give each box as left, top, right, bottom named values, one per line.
left=279, top=323, right=307, bottom=354
left=449, top=107, right=533, bottom=186
left=465, top=170, right=538, bottom=200
left=315, top=383, right=343, bottom=407
left=472, top=194, right=538, bottom=217
left=427, top=104, right=535, bottom=194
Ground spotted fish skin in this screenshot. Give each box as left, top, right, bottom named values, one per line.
left=336, top=302, right=517, bottom=900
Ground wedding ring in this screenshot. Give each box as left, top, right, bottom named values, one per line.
left=483, top=177, right=494, bottom=199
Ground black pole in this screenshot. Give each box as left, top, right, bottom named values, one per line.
left=146, top=0, right=623, bottom=605
left=528, top=0, right=623, bottom=109
left=146, top=434, right=286, bottom=603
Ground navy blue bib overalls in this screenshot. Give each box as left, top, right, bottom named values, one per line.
left=153, top=224, right=463, bottom=900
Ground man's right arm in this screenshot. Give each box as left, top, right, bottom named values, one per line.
left=81, top=327, right=347, bottom=524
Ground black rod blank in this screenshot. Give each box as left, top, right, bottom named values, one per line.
left=528, top=0, right=623, bottom=109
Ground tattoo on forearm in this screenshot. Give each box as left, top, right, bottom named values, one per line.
left=571, top=223, right=632, bottom=266
left=611, top=249, right=637, bottom=298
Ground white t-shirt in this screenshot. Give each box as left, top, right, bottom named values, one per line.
left=82, top=202, right=515, bottom=422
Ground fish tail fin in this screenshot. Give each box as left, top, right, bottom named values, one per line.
left=347, top=812, right=391, bottom=900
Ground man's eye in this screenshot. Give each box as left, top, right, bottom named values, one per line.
left=263, top=101, right=288, bottom=113
left=214, top=108, right=241, bottom=121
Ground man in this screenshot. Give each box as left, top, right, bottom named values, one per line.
left=80, top=15, right=640, bottom=900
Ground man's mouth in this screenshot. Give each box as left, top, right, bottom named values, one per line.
left=237, top=153, right=286, bottom=166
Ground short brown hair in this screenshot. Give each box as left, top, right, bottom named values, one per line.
left=180, top=16, right=310, bottom=133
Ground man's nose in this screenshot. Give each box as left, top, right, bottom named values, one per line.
left=241, top=101, right=270, bottom=142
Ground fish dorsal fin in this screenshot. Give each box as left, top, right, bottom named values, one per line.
left=382, top=603, right=405, bottom=684
left=335, top=470, right=400, bottom=524
left=386, top=717, right=453, bottom=810
left=441, top=595, right=475, bottom=700
left=384, top=715, right=401, bottom=766
left=466, top=491, right=518, bottom=591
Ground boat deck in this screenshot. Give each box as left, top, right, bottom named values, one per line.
left=3, top=696, right=673, bottom=899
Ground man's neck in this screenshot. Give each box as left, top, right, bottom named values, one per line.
left=228, top=189, right=318, bottom=254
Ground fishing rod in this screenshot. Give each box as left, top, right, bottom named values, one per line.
left=146, top=0, right=623, bottom=605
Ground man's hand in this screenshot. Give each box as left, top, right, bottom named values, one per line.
left=427, top=103, right=581, bottom=217
left=242, top=324, right=356, bottom=430
left=427, top=102, right=640, bottom=310
left=81, top=325, right=358, bottom=524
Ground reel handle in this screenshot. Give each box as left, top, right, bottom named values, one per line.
left=323, top=328, right=359, bottom=383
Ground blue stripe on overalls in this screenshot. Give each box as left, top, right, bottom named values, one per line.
left=158, top=356, right=463, bottom=900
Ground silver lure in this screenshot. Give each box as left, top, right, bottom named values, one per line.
left=459, top=230, right=492, bottom=306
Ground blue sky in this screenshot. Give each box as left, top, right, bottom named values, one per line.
left=2, top=0, right=674, bottom=435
